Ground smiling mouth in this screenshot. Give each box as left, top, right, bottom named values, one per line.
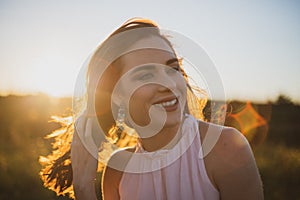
left=159, top=98, right=177, bottom=107
left=153, top=97, right=178, bottom=109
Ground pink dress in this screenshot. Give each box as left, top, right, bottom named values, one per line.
left=118, top=115, right=220, bottom=200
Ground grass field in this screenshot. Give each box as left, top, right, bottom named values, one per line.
left=0, top=95, right=299, bottom=199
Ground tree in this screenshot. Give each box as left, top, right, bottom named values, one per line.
left=276, top=94, right=293, bottom=105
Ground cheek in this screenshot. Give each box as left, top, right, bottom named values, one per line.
left=129, top=87, right=153, bottom=110
left=127, top=86, right=154, bottom=124
left=176, top=75, right=187, bottom=94
left=176, top=75, right=188, bottom=107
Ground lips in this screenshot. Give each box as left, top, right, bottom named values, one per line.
left=153, top=96, right=179, bottom=111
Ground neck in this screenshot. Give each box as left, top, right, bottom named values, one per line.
left=139, top=122, right=183, bottom=152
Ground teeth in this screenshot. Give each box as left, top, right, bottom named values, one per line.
left=157, top=99, right=177, bottom=107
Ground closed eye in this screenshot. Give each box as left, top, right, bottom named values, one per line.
left=136, top=73, right=154, bottom=81
left=166, top=57, right=182, bottom=71
left=170, top=64, right=180, bottom=71
left=165, top=66, right=179, bottom=75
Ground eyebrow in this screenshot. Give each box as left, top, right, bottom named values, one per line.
left=166, top=58, right=179, bottom=65
left=130, top=65, right=156, bottom=75
left=129, top=58, right=179, bottom=75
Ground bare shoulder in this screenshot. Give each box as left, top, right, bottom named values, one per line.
left=198, top=120, right=263, bottom=199
left=198, top=120, right=252, bottom=165
left=197, top=121, right=253, bottom=180
left=215, top=126, right=253, bottom=170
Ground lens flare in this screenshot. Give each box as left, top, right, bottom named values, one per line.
left=225, top=101, right=271, bottom=146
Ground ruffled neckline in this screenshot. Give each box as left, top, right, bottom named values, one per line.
left=123, top=114, right=198, bottom=173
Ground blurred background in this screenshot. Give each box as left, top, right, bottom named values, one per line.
left=0, top=0, right=299, bottom=199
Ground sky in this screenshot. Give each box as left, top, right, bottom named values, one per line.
left=0, top=0, right=299, bottom=103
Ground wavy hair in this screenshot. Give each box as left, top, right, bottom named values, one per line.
left=39, top=18, right=207, bottom=198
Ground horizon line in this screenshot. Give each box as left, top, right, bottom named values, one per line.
left=1, top=92, right=299, bottom=105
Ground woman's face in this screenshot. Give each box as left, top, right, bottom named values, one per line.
left=114, top=36, right=187, bottom=132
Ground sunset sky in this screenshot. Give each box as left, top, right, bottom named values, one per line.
left=1, top=0, right=299, bottom=103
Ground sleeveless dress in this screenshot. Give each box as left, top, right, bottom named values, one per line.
left=118, top=115, right=220, bottom=200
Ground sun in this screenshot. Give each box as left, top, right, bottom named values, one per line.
left=30, top=64, right=76, bottom=98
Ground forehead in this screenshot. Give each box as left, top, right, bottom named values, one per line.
left=118, top=49, right=177, bottom=74
left=116, top=36, right=176, bottom=74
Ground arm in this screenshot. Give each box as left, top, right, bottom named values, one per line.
left=212, top=128, right=264, bottom=200
left=71, top=130, right=98, bottom=200
left=102, top=148, right=134, bottom=200
left=102, top=165, right=122, bottom=200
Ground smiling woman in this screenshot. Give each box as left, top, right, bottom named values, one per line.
left=40, top=18, right=264, bottom=200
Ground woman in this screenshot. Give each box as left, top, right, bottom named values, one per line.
left=43, top=18, right=264, bottom=199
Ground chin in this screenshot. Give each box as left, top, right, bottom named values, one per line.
left=164, top=111, right=183, bottom=128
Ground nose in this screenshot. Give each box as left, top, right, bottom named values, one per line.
left=157, top=70, right=177, bottom=92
